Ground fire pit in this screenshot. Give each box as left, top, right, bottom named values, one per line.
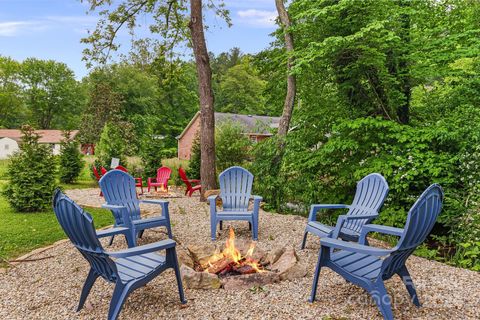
left=179, top=228, right=307, bottom=290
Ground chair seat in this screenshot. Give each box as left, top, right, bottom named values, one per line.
left=116, top=252, right=166, bottom=283
left=132, top=216, right=167, bottom=227
left=217, top=210, right=252, bottom=216
left=331, top=251, right=383, bottom=280
left=308, top=221, right=359, bottom=240
left=191, top=185, right=201, bottom=191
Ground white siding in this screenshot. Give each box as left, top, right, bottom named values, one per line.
left=0, top=137, right=19, bottom=159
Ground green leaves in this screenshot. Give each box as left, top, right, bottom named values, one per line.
left=3, top=126, right=57, bottom=212
left=59, top=131, right=84, bottom=184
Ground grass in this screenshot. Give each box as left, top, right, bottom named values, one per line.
left=0, top=157, right=113, bottom=266
left=0, top=155, right=189, bottom=265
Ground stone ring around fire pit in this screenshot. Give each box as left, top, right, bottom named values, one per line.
left=177, top=228, right=308, bottom=290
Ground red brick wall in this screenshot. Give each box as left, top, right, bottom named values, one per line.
left=178, top=115, right=201, bottom=160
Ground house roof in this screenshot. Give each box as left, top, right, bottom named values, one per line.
left=177, top=112, right=281, bottom=140
left=0, top=129, right=79, bottom=143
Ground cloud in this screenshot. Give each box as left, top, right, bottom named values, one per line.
left=0, top=16, right=99, bottom=37
left=0, top=21, right=47, bottom=37
left=237, top=9, right=277, bottom=28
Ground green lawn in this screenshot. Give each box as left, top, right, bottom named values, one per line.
left=0, top=158, right=113, bottom=266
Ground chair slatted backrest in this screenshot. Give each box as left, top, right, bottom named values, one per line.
left=99, top=170, right=141, bottom=223
left=219, top=166, right=253, bottom=212
left=343, top=173, right=389, bottom=233
left=115, top=165, right=128, bottom=173
left=178, top=167, right=191, bottom=189
left=157, top=167, right=172, bottom=185
left=382, top=184, right=443, bottom=279
left=53, top=190, right=118, bottom=282
left=93, top=166, right=101, bottom=181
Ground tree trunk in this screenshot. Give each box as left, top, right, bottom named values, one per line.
left=275, top=0, right=296, bottom=137
left=189, top=0, right=216, bottom=200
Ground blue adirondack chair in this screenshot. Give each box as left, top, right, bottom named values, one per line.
left=309, top=184, right=443, bottom=320
left=208, top=166, right=262, bottom=241
left=52, top=190, right=186, bottom=320
left=301, top=173, right=389, bottom=249
left=99, top=170, right=173, bottom=247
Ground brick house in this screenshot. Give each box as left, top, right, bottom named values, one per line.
left=177, top=112, right=281, bottom=160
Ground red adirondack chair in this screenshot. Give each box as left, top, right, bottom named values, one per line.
left=101, top=167, right=108, bottom=175
left=115, top=165, right=144, bottom=195
left=92, top=166, right=103, bottom=196
left=147, top=167, right=172, bottom=192
left=178, top=167, right=201, bottom=197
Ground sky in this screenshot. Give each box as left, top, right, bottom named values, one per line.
left=0, top=0, right=277, bottom=79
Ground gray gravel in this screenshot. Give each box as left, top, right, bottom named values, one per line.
left=0, top=188, right=479, bottom=319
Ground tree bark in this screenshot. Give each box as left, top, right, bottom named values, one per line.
left=275, top=0, right=296, bottom=137
left=189, top=0, right=216, bottom=199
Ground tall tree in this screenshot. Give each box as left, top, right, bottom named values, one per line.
left=81, top=0, right=228, bottom=197
left=20, top=58, right=83, bottom=129
left=189, top=0, right=216, bottom=197
left=0, top=56, right=25, bottom=127
left=275, top=0, right=296, bottom=137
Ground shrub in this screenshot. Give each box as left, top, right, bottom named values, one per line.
left=59, top=131, right=84, bottom=184
left=141, top=135, right=177, bottom=180
left=215, top=121, right=252, bottom=172
left=96, top=122, right=128, bottom=168
left=3, top=125, right=57, bottom=212
left=188, top=134, right=201, bottom=179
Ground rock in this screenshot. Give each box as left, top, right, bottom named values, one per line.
left=176, top=246, right=194, bottom=269
left=221, top=271, right=280, bottom=290
left=230, top=239, right=266, bottom=262
left=180, top=265, right=221, bottom=289
left=261, top=246, right=285, bottom=266
left=270, top=247, right=306, bottom=280
left=280, top=262, right=308, bottom=281
left=187, top=244, right=218, bottom=266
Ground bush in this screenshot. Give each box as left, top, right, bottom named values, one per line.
left=59, top=131, right=84, bottom=184
left=215, top=121, right=252, bottom=172
left=3, top=125, right=57, bottom=212
left=96, top=122, right=128, bottom=168
left=188, top=134, right=201, bottom=179
left=141, top=135, right=177, bottom=179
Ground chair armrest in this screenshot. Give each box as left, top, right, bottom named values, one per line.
left=140, top=199, right=168, bottom=205
left=96, top=226, right=129, bottom=238
left=252, top=195, right=262, bottom=215
left=341, top=214, right=378, bottom=221
left=252, top=195, right=263, bottom=201
left=359, top=224, right=404, bottom=244
left=207, top=195, right=218, bottom=202
left=108, top=239, right=176, bottom=258
left=320, top=237, right=392, bottom=257
left=189, top=179, right=201, bottom=183
left=331, top=214, right=378, bottom=239
left=308, top=204, right=349, bottom=221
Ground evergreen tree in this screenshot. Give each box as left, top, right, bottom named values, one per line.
left=96, top=122, right=128, bottom=168
left=59, top=130, right=84, bottom=184
left=4, top=125, right=57, bottom=212
left=188, top=134, right=201, bottom=180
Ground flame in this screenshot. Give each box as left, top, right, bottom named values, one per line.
left=204, top=227, right=264, bottom=274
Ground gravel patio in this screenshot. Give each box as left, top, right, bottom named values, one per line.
left=0, top=188, right=479, bottom=319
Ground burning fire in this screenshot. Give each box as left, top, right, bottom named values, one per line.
left=204, top=227, right=264, bottom=275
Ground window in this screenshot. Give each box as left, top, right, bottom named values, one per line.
left=4, top=144, right=9, bottom=150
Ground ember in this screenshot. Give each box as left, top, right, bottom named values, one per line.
left=200, top=227, right=264, bottom=277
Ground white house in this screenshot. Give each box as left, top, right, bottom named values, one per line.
left=0, top=137, right=19, bottom=159
left=0, top=129, right=79, bottom=159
